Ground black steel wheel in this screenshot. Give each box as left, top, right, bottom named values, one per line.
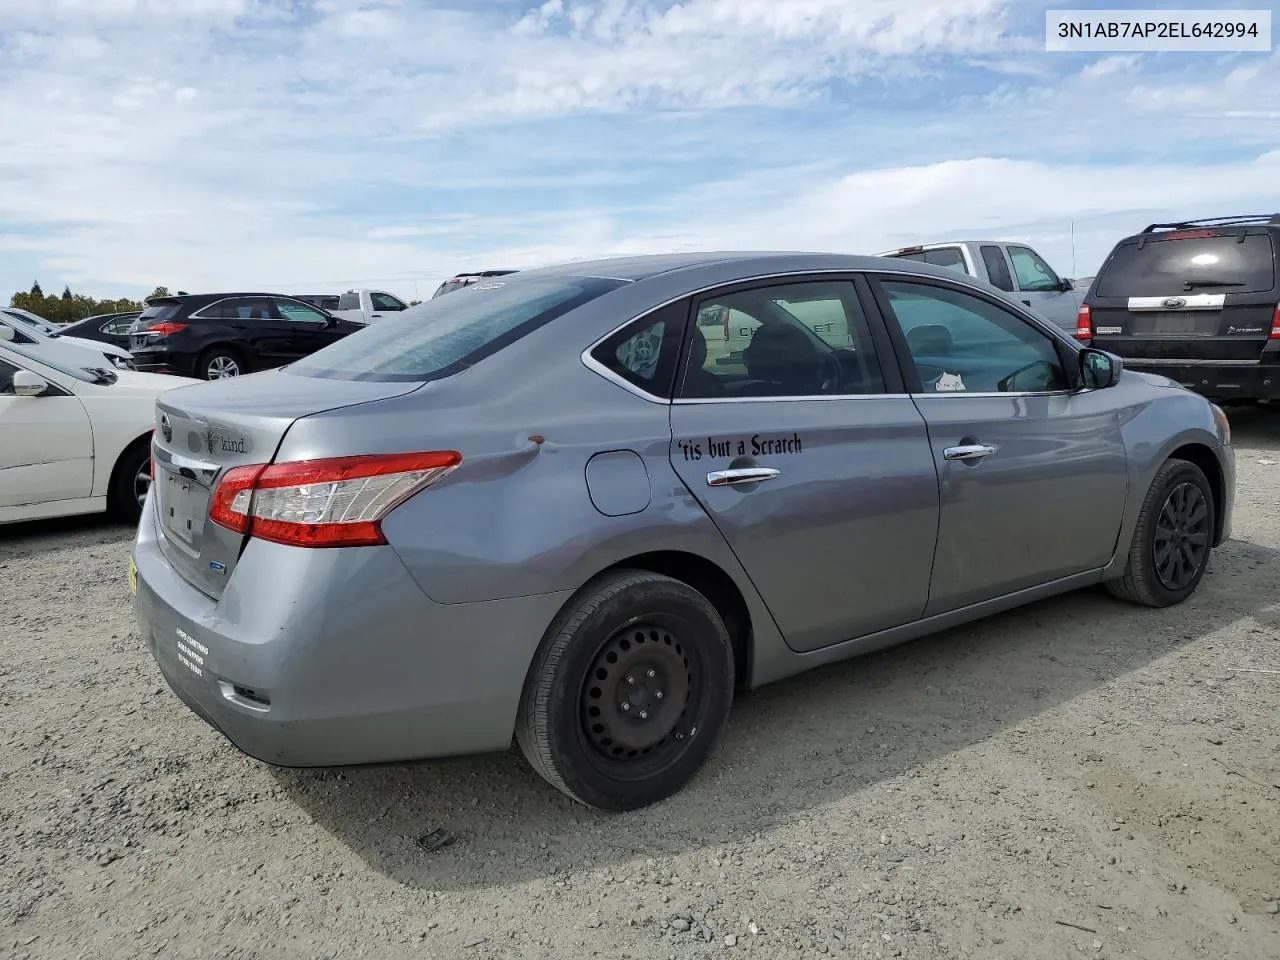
left=1106, top=457, right=1216, bottom=607
left=516, top=569, right=734, bottom=810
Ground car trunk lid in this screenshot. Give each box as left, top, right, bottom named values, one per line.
left=151, top=371, right=422, bottom=599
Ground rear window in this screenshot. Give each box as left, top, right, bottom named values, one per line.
left=1095, top=233, right=1277, bottom=298
left=138, top=301, right=182, bottom=322
left=288, top=275, right=627, bottom=382
left=889, top=247, right=969, bottom=275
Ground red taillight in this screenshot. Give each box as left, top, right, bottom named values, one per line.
left=144, top=321, right=187, bottom=337
left=208, top=451, right=461, bottom=547
left=1074, top=303, right=1093, bottom=341
left=1270, top=302, right=1280, bottom=340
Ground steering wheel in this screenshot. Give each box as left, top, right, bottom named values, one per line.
left=817, top=352, right=842, bottom=394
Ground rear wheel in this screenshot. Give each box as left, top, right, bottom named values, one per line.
left=199, top=347, right=245, bottom=380
left=515, top=570, right=734, bottom=810
left=109, top=441, right=151, bottom=524
left=1106, top=458, right=1215, bottom=607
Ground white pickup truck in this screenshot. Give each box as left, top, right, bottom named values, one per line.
left=294, top=289, right=410, bottom=325
left=877, top=240, right=1086, bottom=332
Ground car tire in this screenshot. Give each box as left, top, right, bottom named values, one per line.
left=1106, top=457, right=1216, bottom=607
left=199, top=347, right=246, bottom=380
left=109, top=439, right=152, bottom=525
left=515, top=569, right=735, bottom=811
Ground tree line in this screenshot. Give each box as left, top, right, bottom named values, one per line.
left=8, top=281, right=174, bottom=325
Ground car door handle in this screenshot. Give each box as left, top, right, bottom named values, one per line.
left=943, top=444, right=996, bottom=462
left=706, top=467, right=781, bottom=486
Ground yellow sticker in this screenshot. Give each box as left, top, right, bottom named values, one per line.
left=128, top=557, right=138, bottom=596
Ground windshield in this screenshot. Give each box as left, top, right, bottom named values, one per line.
left=3, top=309, right=58, bottom=337
left=288, top=275, right=627, bottom=382
left=1, top=343, right=117, bottom=385
left=1096, top=233, right=1277, bottom=297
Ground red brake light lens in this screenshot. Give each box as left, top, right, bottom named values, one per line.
left=208, top=451, right=461, bottom=547
left=1074, top=303, right=1093, bottom=341
left=1270, top=302, right=1280, bottom=340
left=144, top=321, right=188, bottom=337
left=1164, top=229, right=1218, bottom=241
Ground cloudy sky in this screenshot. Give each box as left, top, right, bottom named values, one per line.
left=0, top=0, right=1277, bottom=303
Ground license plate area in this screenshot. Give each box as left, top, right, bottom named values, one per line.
left=1132, top=313, right=1219, bottom=335
left=159, top=467, right=210, bottom=551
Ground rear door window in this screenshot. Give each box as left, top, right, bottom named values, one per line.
left=289, top=275, right=627, bottom=382
left=202, top=298, right=274, bottom=321
left=979, top=245, right=1015, bottom=291
left=1095, top=233, right=1277, bottom=297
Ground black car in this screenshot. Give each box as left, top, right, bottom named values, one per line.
left=129, top=293, right=365, bottom=380
left=1078, top=214, right=1280, bottom=403
left=61, top=311, right=142, bottom=352
left=430, top=269, right=518, bottom=299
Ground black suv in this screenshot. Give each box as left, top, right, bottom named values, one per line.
left=129, top=293, right=365, bottom=380
left=1078, top=214, right=1280, bottom=402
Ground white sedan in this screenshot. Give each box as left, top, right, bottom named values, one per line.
left=0, top=341, right=193, bottom=526
left=1, top=308, right=135, bottom=370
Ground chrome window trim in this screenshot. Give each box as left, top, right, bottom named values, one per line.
left=579, top=265, right=1080, bottom=403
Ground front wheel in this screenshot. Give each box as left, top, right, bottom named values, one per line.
left=1106, top=457, right=1216, bottom=607
left=515, top=570, right=735, bottom=811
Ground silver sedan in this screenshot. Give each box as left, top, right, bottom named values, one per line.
left=130, top=253, right=1235, bottom=810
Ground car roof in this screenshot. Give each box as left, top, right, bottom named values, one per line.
left=145, top=291, right=312, bottom=307
left=502, top=250, right=972, bottom=286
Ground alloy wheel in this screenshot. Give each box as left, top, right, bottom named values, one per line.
left=207, top=356, right=241, bottom=379
left=1153, top=481, right=1210, bottom=591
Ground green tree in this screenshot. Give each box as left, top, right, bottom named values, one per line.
left=61, top=285, right=73, bottom=300
left=30, top=281, right=43, bottom=297
left=9, top=288, right=144, bottom=325
left=149, top=286, right=170, bottom=300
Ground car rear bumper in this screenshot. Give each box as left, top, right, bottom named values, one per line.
left=131, top=494, right=572, bottom=767
left=1119, top=360, right=1280, bottom=401
left=131, top=346, right=198, bottom=377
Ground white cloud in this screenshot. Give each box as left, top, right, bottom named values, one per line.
left=0, top=1, right=1277, bottom=301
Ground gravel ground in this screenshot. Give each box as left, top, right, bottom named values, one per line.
left=2, top=411, right=1279, bottom=960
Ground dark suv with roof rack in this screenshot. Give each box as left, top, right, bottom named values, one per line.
left=129, top=292, right=365, bottom=380
left=1076, top=214, right=1280, bottom=403
left=430, top=270, right=518, bottom=299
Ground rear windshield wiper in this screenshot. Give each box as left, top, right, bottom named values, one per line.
left=1183, top=280, right=1245, bottom=290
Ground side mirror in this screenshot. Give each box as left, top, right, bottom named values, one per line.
left=1060, top=277, right=1075, bottom=292
left=0, top=326, right=13, bottom=341
left=12, top=371, right=50, bottom=397
left=1080, top=348, right=1122, bottom=389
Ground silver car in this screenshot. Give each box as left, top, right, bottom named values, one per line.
left=130, top=253, right=1235, bottom=810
